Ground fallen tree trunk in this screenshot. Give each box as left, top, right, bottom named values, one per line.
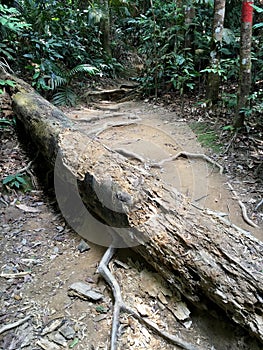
left=2, top=71, right=263, bottom=343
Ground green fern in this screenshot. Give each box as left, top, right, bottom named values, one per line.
left=52, top=87, right=77, bottom=106
left=69, top=64, right=99, bottom=77
left=50, top=64, right=99, bottom=106
left=49, top=75, right=67, bottom=90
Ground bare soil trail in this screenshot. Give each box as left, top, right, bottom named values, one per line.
left=66, top=100, right=262, bottom=240
left=0, top=91, right=262, bottom=350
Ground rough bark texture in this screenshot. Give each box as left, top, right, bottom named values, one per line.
left=235, top=0, right=254, bottom=128
left=206, top=0, right=226, bottom=104
left=99, top=0, right=111, bottom=57
left=2, top=70, right=263, bottom=343
left=184, top=6, right=195, bottom=53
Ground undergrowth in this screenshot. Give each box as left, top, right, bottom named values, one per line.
left=190, top=122, right=223, bottom=153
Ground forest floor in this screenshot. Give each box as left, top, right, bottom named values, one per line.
left=0, top=82, right=263, bottom=350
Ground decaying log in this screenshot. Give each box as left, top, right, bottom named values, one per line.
left=2, top=71, right=263, bottom=343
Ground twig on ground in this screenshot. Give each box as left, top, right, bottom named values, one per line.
left=98, top=246, right=200, bottom=350
left=222, top=132, right=238, bottom=154
left=227, top=182, right=258, bottom=228
left=0, top=196, right=9, bottom=206
left=151, top=151, right=224, bottom=174
left=26, top=168, right=38, bottom=189
left=0, top=315, right=32, bottom=335
left=0, top=271, right=31, bottom=278
left=255, top=198, right=263, bottom=212
left=17, top=160, right=33, bottom=174
left=16, top=152, right=39, bottom=175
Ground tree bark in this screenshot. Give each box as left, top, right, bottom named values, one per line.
left=206, top=0, right=226, bottom=104
left=184, top=6, right=195, bottom=53
left=234, top=0, right=254, bottom=128
left=2, top=70, right=263, bottom=344
left=99, top=0, right=112, bottom=57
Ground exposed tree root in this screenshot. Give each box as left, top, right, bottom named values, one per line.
left=113, top=148, right=146, bottom=163
left=73, top=113, right=127, bottom=123
left=151, top=151, right=224, bottom=174
left=110, top=148, right=224, bottom=176
left=227, top=182, right=259, bottom=228
left=87, top=119, right=141, bottom=137
left=98, top=246, right=200, bottom=350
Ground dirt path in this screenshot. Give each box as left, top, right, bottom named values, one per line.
left=0, top=99, right=262, bottom=350
left=67, top=100, right=262, bottom=240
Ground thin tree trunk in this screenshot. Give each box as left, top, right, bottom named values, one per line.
left=184, top=6, right=195, bottom=52
left=206, top=0, right=226, bottom=104
left=100, top=0, right=111, bottom=57
left=234, top=0, right=254, bottom=128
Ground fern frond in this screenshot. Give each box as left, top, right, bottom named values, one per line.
left=49, top=75, right=67, bottom=90
left=52, top=87, right=76, bottom=106
left=69, top=64, right=99, bottom=78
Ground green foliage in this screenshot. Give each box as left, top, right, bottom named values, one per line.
left=221, top=92, right=238, bottom=109
left=2, top=173, right=28, bottom=190
left=0, top=0, right=261, bottom=109
left=50, top=64, right=99, bottom=106
left=0, top=4, right=30, bottom=36
left=52, top=88, right=77, bottom=107
left=0, top=79, right=16, bottom=94
left=200, top=64, right=227, bottom=79
left=252, top=4, right=263, bottom=14
left=96, top=305, right=108, bottom=313
left=245, top=89, right=263, bottom=118
left=19, top=0, right=103, bottom=67
left=222, top=125, right=235, bottom=132
left=127, top=1, right=202, bottom=95
left=69, top=338, right=79, bottom=348
left=0, top=4, right=30, bottom=62
left=14, top=0, right=125, bottom=91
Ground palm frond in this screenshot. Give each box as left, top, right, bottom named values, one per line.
left=52, top=87, right=76, bottom=106
left=69, top=64, right=99, bottom=78
left=49, top=74, right=68, bottom=90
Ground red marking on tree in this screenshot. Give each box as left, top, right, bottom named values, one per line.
left=241, top=1, right=254, bottom=23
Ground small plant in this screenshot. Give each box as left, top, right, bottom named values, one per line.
left=221, top=92, right=237, bottom=109
left=2, top=173, right=28, bottom=190
left=222, top=125, right=235, bottom=132
left=51, top=63, right=99, bottom=106
left=0, top=79, right=16, bottom=94
left=28, top=61, right=99, bottom=106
